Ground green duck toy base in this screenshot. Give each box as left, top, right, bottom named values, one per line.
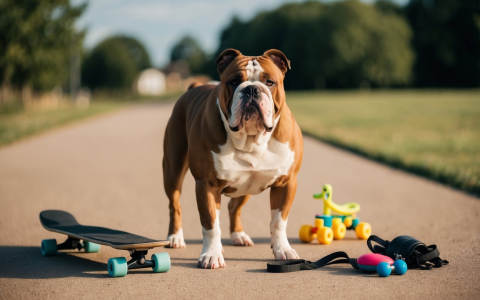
left=299, top=184, right=372, bottom=244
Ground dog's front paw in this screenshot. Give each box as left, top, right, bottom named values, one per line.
left=231, top=231, right=254, bottom=246
left=166, top=228, right=186, bottom=248
left=272, top=247, right=300, bottom=261
left=197, top=248, right=226, bottom=269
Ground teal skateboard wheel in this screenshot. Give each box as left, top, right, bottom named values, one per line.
left=41, top=239, right=58, bottom=256
left=84, top=241, right=101, bottom=253
left=152, top=253, right=171, bottom=273
left=108, top=257, right=128, bottom=277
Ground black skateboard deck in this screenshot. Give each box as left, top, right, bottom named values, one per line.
left=40, top=210, right=169, bottom=249
left=40, top=210, right=171, bottom=277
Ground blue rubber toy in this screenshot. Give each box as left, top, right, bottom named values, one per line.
left=377, top=260, right=408, bottom=277
left=393, top=260, right=408, bottom=275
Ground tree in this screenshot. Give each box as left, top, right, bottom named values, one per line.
left=115, top=36, right=152, bottom=71
left=82, top=36, right=152, bottom=90
left=211, top=0, right=414, bottom=89
left=375, top=0, right=404, bottom=15
left=317, top=0, right=414, bottom=88
left=0, top=0, right=86, bottom=93
left=169, top=36, right=207, bottom=75
left=212, top=2, right=327, bottom=88
left=406, top=0, right=480, bottom=87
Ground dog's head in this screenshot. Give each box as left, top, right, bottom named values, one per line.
left=215, top=49, right=290, bottom=137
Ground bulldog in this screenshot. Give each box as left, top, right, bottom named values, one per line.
left=163, top=48, right=303, bottom=269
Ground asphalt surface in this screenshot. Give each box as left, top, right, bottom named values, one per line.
left=0, top=102, right=479, bottom=299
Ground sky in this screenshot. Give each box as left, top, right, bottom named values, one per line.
left=71, top=0, right=409, bottom=67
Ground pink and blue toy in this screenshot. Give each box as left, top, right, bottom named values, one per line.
left=357, top=253, right=408, bottom=277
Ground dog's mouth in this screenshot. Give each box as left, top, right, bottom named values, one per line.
left=229, top=101, right=273, bottom=133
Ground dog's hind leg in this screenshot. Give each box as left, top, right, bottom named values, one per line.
left=228, top=195, right=254, bottom=246
left=163, top=115, right=189, bottom=248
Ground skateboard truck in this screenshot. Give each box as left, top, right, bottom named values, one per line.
left=126, top=249, right=155, bottom=270
left=56, top=237, right=86, bottom=251
left=43, top=237, right=101, bottom=254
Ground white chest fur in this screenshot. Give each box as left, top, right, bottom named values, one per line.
left=212, top=100, right=295, bottom=198
left=212, top=137, right=294, bottom=197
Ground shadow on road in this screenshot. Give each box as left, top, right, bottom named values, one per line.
left=0, top=246, right=107, bottom=279
left=185, top=237, right=361, bottom=246
left=246, top=266, right=370, bottom=277
left=185, top=237, right=273, bottom=245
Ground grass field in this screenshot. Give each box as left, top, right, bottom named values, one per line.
left=0, top=92, right=183, bottom=148
left=0, top=101, right=123, bottom=147
left=287, top=90, right=480, bottom=195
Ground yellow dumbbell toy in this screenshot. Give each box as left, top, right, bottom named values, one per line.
left=299, top=184, right=372, bottom=244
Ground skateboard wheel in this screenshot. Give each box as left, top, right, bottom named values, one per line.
left=152, top=253, right=171, bottom=273
left=41, top=239, right=57, bottom=256
left=299, top=225, right=314, bottom=243
left=332, top=223, right=346, bottom=240
left=317, top=227, right=333, bottom=245
left=108, top=257, right=128, bottom=277
left=84, top=241, right=100, bottom=253
left=355, top=222, right=372, bottom=240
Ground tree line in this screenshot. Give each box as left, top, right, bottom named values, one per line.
left=191, top=0, right=480, bottom=89
left=1, top=0, right=479, bottom=101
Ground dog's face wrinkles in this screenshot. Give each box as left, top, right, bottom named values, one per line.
left=228, top=59, right=275, bottom=135
left=216, top=49, right=290, bottom=147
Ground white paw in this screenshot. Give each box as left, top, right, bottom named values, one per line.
left=166, top=228, right=186, bottom=248
left=231, top=231, right=254, bottom=246
left=270, top=209, right=300, bottom=261
left=272, top=247, right=300, bottom=261
left=198, top=235, right=225, bottom=269
left=197, top=248, right=226, bottom=269
left=198, top=210, right=225, bottom=269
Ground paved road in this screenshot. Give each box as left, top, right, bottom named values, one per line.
left=0, top=102, right=479, bottom=299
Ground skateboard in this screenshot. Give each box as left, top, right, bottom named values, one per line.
left=40, top=210, right=171, bottom=277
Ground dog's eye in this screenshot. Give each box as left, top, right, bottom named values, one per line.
left=266, top=80, right=275, bottom=87
left=230, top=80, right=239, bottom=86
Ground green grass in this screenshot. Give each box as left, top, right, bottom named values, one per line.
left=0, top=92, right=183, bottom=148
left=0, top=101, right=124, bottom=147
left=287, top=90, right=480, bottom=195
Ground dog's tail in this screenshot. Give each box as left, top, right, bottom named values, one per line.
left=187, top=81, right=203, bottom=90
left=187, top=80, right=220, bottom=90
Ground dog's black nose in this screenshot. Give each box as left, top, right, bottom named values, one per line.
left=242, top=85, right=261, bottom=99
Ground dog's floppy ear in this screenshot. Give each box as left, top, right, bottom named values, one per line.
left=263, top=49, right=291, bottom=74
left=216, top=48, right=242, bottom=75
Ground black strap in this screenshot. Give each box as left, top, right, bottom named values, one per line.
left=413, top=245, right=449, bottom=270
left=367, top=235, right=389, bottom=255
left=267, top=251, right=358, bottom=273
left=418, top=245, right=440, bottom=263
